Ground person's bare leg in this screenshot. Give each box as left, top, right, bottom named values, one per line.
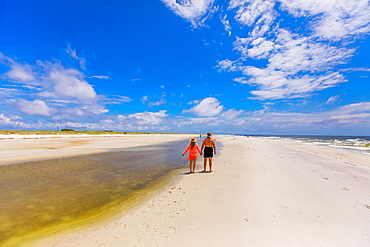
left=209, top=157, right=213, bottom=172
left=202, top=158, right=207, bottom=172
left=192, top=158, right=197, bottom=173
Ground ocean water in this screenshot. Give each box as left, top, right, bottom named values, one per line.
left=0, top=139, right=191, bottom=247
left=243, top=135, right=370, bottom=155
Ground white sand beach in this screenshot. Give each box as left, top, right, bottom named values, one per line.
left=1, top=134, right=370, bottom=246
left=0, top=134, right=193, bottom=164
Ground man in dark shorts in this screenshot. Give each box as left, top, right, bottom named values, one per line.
left=200, top=132, right=216, bottom=172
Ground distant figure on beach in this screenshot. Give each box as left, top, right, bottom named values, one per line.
left=182, top=137, right=202, bottom=173
left=201, top=132, right=216, bottom=172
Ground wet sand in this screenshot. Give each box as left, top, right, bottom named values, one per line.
left=1, top=134, right=370, bottom=246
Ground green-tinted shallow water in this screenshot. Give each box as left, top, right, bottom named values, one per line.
left=0, top=139, right=189, bottom=247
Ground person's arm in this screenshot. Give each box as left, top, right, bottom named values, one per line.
left=212, top=140, right=216, bottom=154
left=196, top=144, right=202, bottom=155
left=182, top=145, right=190, bottom=156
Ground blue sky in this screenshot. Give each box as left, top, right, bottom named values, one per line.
left=0, top=0, right=369, bottom=135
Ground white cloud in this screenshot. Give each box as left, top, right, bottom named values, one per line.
left=229, top=0, right=276, bottom=37
left=220, top=109, right=243, bottom=120
left=232, top=77, right=248, bottom=83
left=5, top=64, right=36, bottom=82
left=247, top=70, right=346, bottom=100
left=118, top=110, right=168, bottom=125
left=330, top=102, right=370, bottom=115
left=16, top=99, right=52, bottom=116
left=0, top=113, right=31, bottom=128
left=0, top=53, right=113, bottom=119
left=58, top=107, right=86, bottom=117
left=219, top=28, right=353, bottom=99
left=214, top=101, right=370, bottom=134
left=66, top=44, right=86, bottom=69
left=326, top=95, right=340, bottom=104
left=216, top=59, right=242, bottom=72
left=0, top=87, right=19, bottom=99
left=340, top=67, right=370, bottom=72
left=141, top=94, right=166, bottom=106
left=161, top=0, right=216, bottom=27
left=0, top=54, right=36, bottom=83
left=221, top=15, right=232, bottom=36
left=235, top=29, right=354, bottom=73
left=280, top=0, right=370, bottom=40
left=187, top=99, right=201, bottom=105
left=214, top=1, right=369, bottom=101
left=234, top=37, right=274, bottom=59
left=183, top=97, right=224, bottom=116
left=91, top=75, right=111, bottom=79
left=42, top=62, right=97, bottom=104
left=268, top=29, right=354, bottom=73
left=101, top=95, right=132, bottom=105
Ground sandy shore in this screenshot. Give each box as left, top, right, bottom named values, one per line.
left=0, top=134, right=193, bottom=164
left=2, top=135, right=370, bottom=246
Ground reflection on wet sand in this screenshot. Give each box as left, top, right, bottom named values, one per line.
left=0, top=140, right=188, bottom=247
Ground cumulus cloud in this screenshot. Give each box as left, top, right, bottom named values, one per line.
left=119, top=110, right=168, bottom=125
left=161, top=0, right=216, bottom=27
left=0, top=52, right=126, bottom=120
left=0, top=113, right=31, bottom=128
left=0, top=54, right=36, bottom=83
left=5, top=64, right=36, bottom=82
left=220, top=109, right=243, bottom=120
left=16, top=99, right=52, bottom=116
left=45, top=64, right=97, bottom=103
left=183, top=97, right=224, bottom=116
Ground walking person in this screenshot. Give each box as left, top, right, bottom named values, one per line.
left=201, top=132, right=216, bottom=172
left=182, top=137, right=202, bottom=173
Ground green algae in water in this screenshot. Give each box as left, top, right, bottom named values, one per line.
left=0, top=140, right=189, bottom=247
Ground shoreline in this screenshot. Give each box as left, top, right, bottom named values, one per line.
left=2, top=135, right=370, bottom=246
left=0, top=133, right=194, bottom=164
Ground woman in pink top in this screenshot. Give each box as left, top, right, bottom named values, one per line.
left=182, top=137, right=202, bottom=173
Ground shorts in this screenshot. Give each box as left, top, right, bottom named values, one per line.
left=203, top=147, right=213, bottom=158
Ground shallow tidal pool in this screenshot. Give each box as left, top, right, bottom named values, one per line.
left=0, top=139, right=189, bottom=247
